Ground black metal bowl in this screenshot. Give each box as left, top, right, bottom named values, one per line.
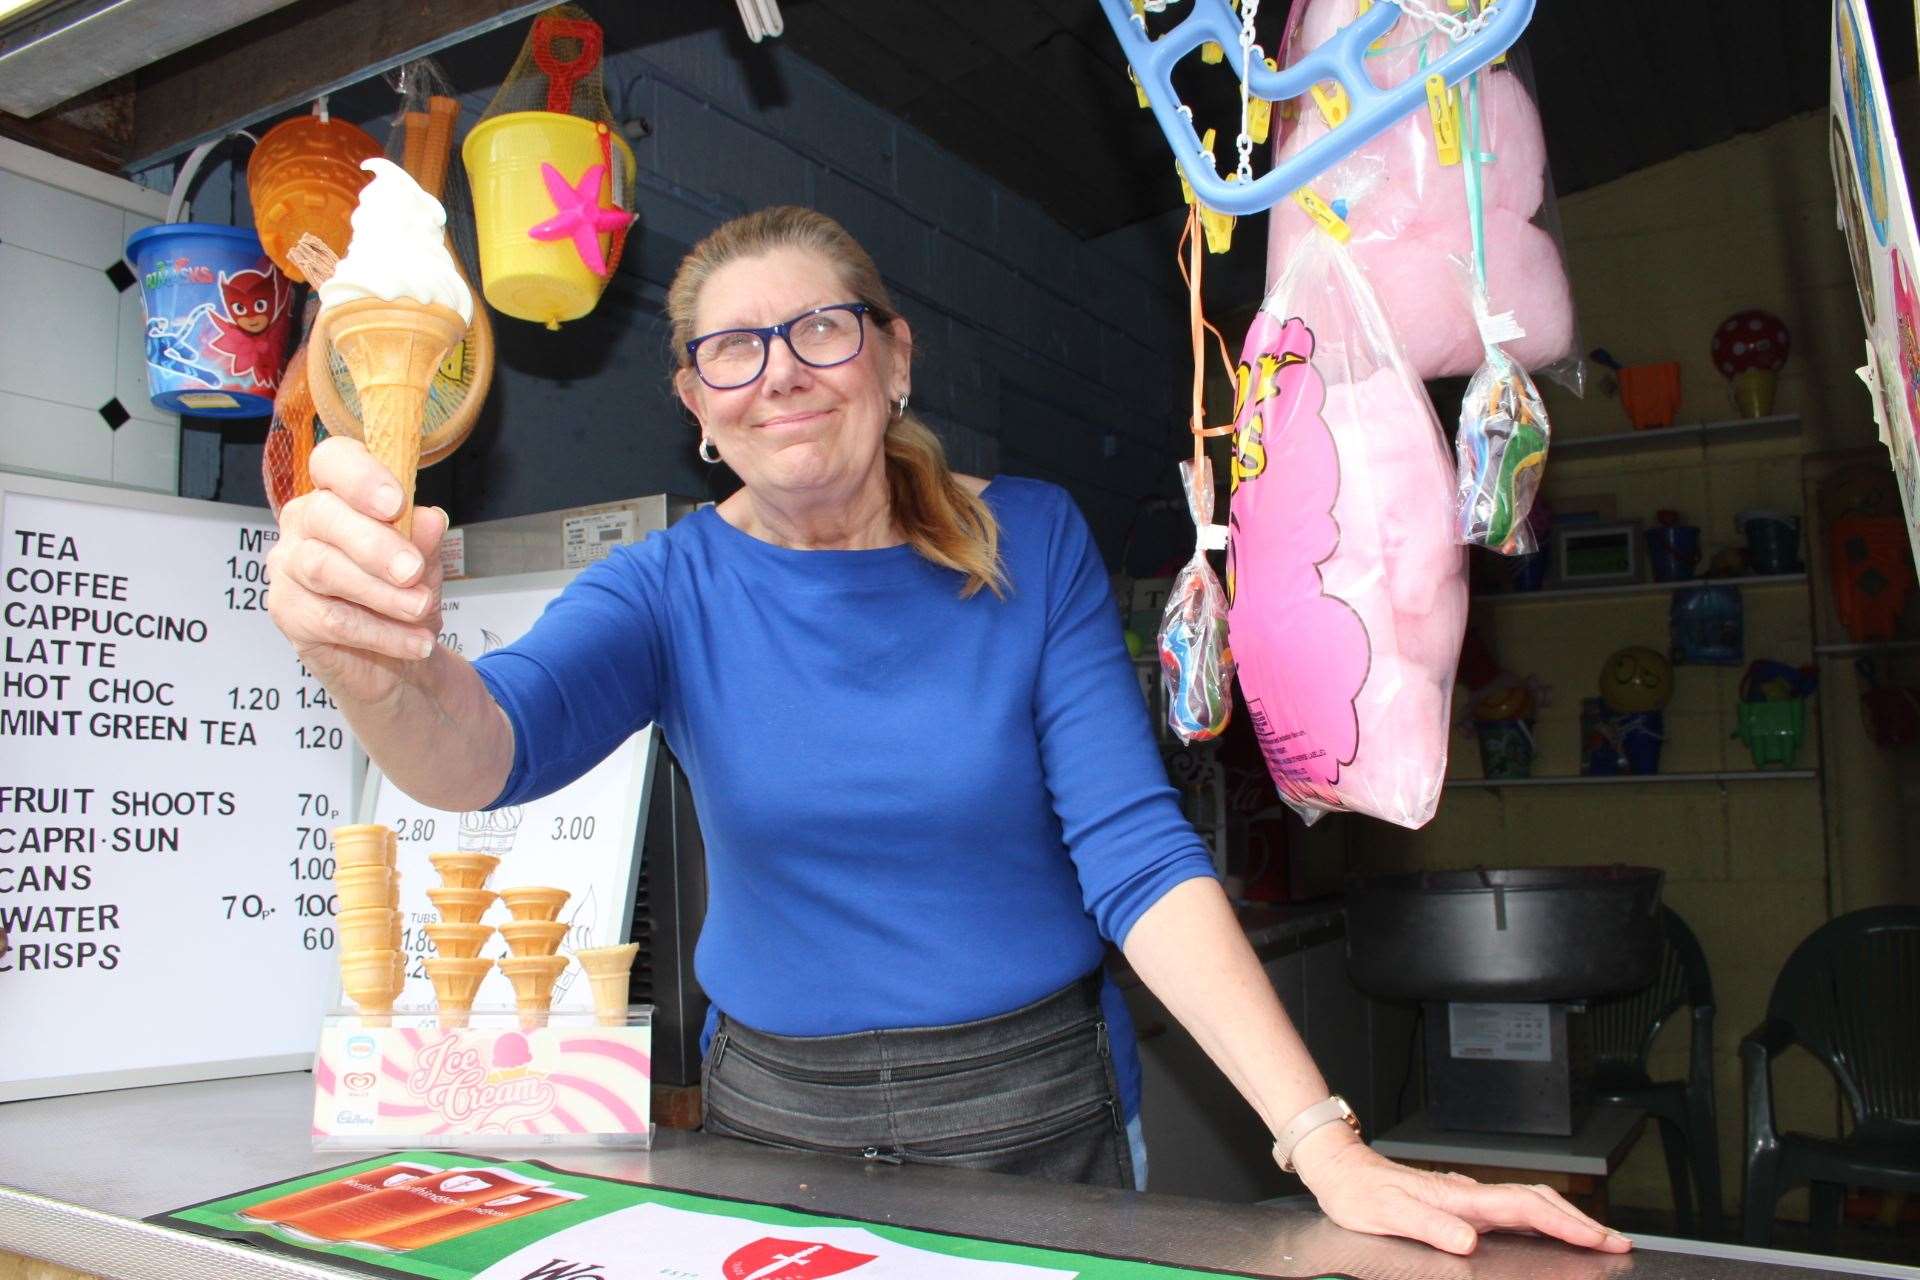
left=1344, top=865, right=1665, bottom=1003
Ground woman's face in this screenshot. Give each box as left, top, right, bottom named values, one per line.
left=677, top=246, right=911, bottom=502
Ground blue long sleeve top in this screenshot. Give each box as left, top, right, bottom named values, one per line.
left=471, top=476, right=1218, bottom=1119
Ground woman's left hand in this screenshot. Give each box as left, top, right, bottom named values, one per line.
left=1293, top=1129, right=1632, bottom=1256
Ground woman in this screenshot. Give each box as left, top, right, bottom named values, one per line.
left=267, top=206, right=1628, bottom=1256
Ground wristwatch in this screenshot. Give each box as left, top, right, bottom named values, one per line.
left=1272, top=1095, right=1362, bottom=1173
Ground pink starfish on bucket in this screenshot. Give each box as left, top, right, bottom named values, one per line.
left=527, top=161, right=633, bottom=276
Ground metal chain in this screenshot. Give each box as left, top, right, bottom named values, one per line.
left=1393, top=0, right=1499, bottom=41
left=1234, top=0, right=1261, bottom=183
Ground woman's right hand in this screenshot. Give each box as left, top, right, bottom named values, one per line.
left=266, top=436, right=446, bottom=708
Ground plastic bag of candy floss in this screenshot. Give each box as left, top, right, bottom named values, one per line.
left=1226, top=232, right=1468, bottom=828
left=1158, top=456, right=1234, bottom=743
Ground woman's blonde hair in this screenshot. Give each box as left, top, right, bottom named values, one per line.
left=667, top=205, right=1005, bottom=599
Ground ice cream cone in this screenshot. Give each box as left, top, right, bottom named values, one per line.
left=338, top=906, right=401, bottom=952
left=499, top=886, right=569, bottom=922
left=341, top=949, right=402, bottom=1025
left=427, top=886, right=497, bottom=925
left=574, top=943, right=640, bottom=1026
left=499, top=920, right=568, bottom=958
left=312, top=298, right=466, bottom=538
left=429, top=851, right=500, bottom=890
left=498, top=955, right=568, bottom=1029
left=426, top=956, right=493, bottom=1029
left=425, top=921, right=494, bottom=959
left=333, top=824, right=394, bottom=868
left=336, top=864, right=395, bottom=912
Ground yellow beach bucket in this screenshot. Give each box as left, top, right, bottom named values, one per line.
left=463, top=110, right=634, bottom=328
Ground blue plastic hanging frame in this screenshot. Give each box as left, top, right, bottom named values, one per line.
left=1102, top=0, right=1536, bottom=216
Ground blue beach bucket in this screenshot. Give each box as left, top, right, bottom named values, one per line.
left=123, top=136, right=291, bottom=418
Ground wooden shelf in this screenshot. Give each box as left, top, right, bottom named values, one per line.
left=1474, top=573, right=1807, bottom=605
left=1553, top=413, right=1802, bottom=459
left=1812, top=639, right=1920, bottom=656
left=1444, top=770, right=1817, bottom=789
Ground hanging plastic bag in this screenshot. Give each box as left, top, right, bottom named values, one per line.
left=1455, top=340, right=1549, bottom=553
left=1452, top=73, right=1551, bottom=556
left=1268, top=0, right=1582, bottom=392
left=1159, top=456, right=1235, bottom=743
left=1227, top=231, right=1468, bottom=828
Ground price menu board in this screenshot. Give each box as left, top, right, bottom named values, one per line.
left=361, top=570, right=656, bottom=1015
left=0, top=475, right=357, bottom=1102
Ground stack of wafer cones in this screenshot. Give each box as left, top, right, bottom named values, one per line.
left=332, top=825, right=402, bottom=1025
left=424, top=852, right=499, bottom=1029
left=497, top=887, right=571, bottom=1029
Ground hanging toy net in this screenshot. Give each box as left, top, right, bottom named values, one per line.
left=464, top=5, right=637, bottom=325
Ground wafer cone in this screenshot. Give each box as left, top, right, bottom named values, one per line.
left=427, top=886, right=496, bottom=924
left=312, top=298, right=467, bottom=538
left=499, top=886, right=569, bottom=922
left=338, top=906, right=401, bottom=952
left=333, top=824, right=394, bottom=868
left=574, top=943, right=640, bottom=1027
left=425, top=921, right=493, bottom=959
left=341, top=949, right=402, bottom=1025
left=336, top=864, right=395, bottom=911
left=499, top=920, right=568, bottom=958
left=498, top=955, right=568, bottom=1029
left=426, top=956, right=493, bottom=1029
left=429, top=851, right=499, bottom=890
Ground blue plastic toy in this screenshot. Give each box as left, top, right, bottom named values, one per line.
left=1099, top=0, right=1537, bottom=216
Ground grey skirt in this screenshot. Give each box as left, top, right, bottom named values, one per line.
left=701, top=972, right=1135, bottom=1188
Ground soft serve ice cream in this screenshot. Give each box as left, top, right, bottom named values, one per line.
left=320, top=158, right=472, bottom=324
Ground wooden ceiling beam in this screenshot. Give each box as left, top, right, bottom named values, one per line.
left=127, top=0, right=552, bottom=171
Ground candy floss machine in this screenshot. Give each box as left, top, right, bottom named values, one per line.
left=1345, top=866, right=1665, bottom=1135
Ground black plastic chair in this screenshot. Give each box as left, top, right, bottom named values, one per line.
left=1740, top=905, right=1920, bottom=1250
left=1586, top=905, right=1722, bottom=1239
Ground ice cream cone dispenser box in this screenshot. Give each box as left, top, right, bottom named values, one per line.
left=312, top=1009, right=652, bottom=1152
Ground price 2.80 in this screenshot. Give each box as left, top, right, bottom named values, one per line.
left=391, top=817, right=436, bottom=844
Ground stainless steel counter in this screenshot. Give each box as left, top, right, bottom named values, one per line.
left=2, top=1072, right=1914, bottom=1280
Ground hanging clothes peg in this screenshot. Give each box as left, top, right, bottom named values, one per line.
left=1309, top=81, right=1350, bottom=128
left=1292, top=187, right=1351, bottom=243
left=1246, top=58, right=1279, bottom=144
left=1426, top=73, right=1461, bottom=166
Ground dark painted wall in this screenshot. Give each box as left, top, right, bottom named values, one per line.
left=156, top=12, right=1199, bottom=564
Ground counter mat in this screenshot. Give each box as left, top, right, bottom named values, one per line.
left=153, top=1150, right=1345, bottom=1280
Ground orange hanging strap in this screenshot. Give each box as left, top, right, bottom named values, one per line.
left=1175, top=206, right=1241, bottom=475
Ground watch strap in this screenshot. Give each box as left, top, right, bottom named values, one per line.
left=1271, top=1095, right=1359, bottom=1173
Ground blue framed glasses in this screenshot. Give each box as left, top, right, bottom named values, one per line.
left=686, top=302, right=873, bottom=390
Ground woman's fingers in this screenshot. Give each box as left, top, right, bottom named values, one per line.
left=1436, top=1180, right=1628, bottom=1252
left=309, top=435, right=411, bottom=525
left=1357, top=1187, right=1479, bottom=1256
left=288, top=536, right=436, bottom=627
left=307, top=594, right=436, bottom=662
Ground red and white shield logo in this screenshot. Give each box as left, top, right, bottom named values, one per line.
left=722, top=1238, right=876, bottom=1280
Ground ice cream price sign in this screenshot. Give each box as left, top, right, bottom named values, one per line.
left=362, top=569, right=656, bottom=1016
left=159, top=1151, right=1279, bottom=1280
left=0, top=475, right=356, bottom=1102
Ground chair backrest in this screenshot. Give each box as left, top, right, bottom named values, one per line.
left=1768, top=905, right=1920, bottom=1140
left=1587, top=905, right=1714, bottom=1073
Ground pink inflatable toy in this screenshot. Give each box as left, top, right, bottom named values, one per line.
left=1267, top=0, right=1576, bottom=381
left=1227, top=233, right=1467, bottom=828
